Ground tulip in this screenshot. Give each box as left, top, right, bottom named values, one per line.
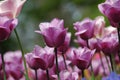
left=74, top=36, right=87, bottom=47
left=69, top=47, right=95, bottom=70
left=98, top=33, right=119, bottom=56
left=4, top=51, right=24, bottom=80
left=103, top=26, right=117, bottom=37
left=60, top=70, right=79, bottom=80
left=57, top=32, right=71, bottom=53
left=74, top=18, right=95, bottom=40
left=25, top=45, right=55, bottom=70
left=94, top=16, right=105, bottom=38
left=29, top=69, right=57, bottom=80
left=36, top=18, right=67, bottom=47
left=0, top=0, right=26, bottom=18
left=98, top=0, right=120, bottom=27
left=0, top=16, right=18, bottom=42
left=89, top=38, right=101, bottom=52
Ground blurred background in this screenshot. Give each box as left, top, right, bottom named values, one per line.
left=0, top=0, right=105, bottom=53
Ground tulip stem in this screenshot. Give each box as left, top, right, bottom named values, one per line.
left=117, top=26, right=120, bottom=61
left=86, top=39, right=95, bottom=80
left=14, top=29, right=29, bottom=80
left=35, top=70, right=38, bottom=80
left=90, top=64, right=95, bottom=80
left=1, top=54, right=6, bottom=80
left=54, top=48, right=60, bottom=80
left=81, top=70, right=84, bottom=78
left=109, top=55, right=114, bottom=72
left=105, top=55, right=111, bottom=72
left=46, top=69, right=50, bottom=80
left=62, top=53, right=67, bottom=70
left=109, top=54, right=116, bottom=72
left=99, top=53, right=106, bottom=76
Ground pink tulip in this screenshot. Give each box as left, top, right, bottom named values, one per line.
left=0, top=0, right=26, bottom=18
left=74, top=36, right=87, bottom=47
left=98, top=0, right=120, bottom=27
left=60, top=70, right=79, bottom=80
left=94, top=16, right=105, bottom=38
left=25, top=45, right=55, bottom=70
left=29, top=69, right=57, bottom=80
left=74, top=18, right=95, bottom=40
left=99, top=33, right=119, bottom=56
left=4, top=51, right=24, bottom=80
left=36, top=18, right=67, bottom=47
left=69, top=47, right=95, bottom=70
left=57, top=32, right=71, bottom=53
left=0, top=16, right=18, bottom=41
left=89, top=38, right=101, bottom=52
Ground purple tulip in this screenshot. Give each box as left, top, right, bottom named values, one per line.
left=25, top=45, right=55, bottom=70
left=60, top=70, right=79, bottom=80
left=103, top=26, right=117, bottom=37
left=89, top=38, right=101, bottom=52
left=98, top=0, right=120, bottom=27
left=36, top=18, right=67, bottom=47
left=0, top=0, right=26, bottom=19
left=74, top=36, right=87, bottom=47
left=94, top=16, right=105, bottom=38
left=52, top=56, right=71, bottom=73
left=99, top=33, right=119, bottom=56
left=57, top=32, right=71, bottom=53
left=69, top=47, right=95, bottom=70
left=4, top=51, right=24, bottom=80
left=91, top=53, right=110, bottom=76
left=74, top=18, right=95, bottom=40
left=0, top=16, right=18, bottom=41
left=30, top=69, right=57, bottom=80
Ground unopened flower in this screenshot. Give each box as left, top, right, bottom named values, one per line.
left=0, top=16, right=18, bottom=42
left=36, top=18, right=67, bottom=47
left=0, top=0, right=26, bottom=18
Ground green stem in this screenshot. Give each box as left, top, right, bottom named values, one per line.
left=117, top=26, right=120, bottom=61
left=109, top=55, right=114, bottom=72
left=62, top=53, right=67, bottom=70
left=46, top=69, right=50, bottom=80
left=99, top=53, right=106, bottom=75
left=35, top=70, right=38, bottom=80
left=90, top=64, right=95, bottom=80
left=81, top=70, right=84, bottom=78
left=86, top=39, right=95, bottom=80
left=109, top=54, right=116, bottom=72
left=54, top=48, right=60, bottom=80
left=14, top=29, right=29, bottom=80
left=1, top=54, right=6, bottom=80
left=105, top=55, right=111, bottom=72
